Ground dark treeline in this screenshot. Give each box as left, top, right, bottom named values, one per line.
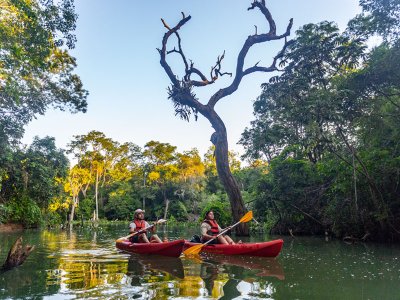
left=240, top=0, right=400, bottom=241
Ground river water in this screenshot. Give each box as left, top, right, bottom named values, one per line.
left=0, top=223, right=399, bottom=299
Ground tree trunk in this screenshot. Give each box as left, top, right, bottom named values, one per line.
left=95, top=170, right=99, bottom=221
left=69, top=196, right=77, bottom=229
left=209, top=113, right=249, bottom=236
left=163, top=191, right=169, bottom=220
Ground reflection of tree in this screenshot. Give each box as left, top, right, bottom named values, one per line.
left=220, top=278, right=242, bottom=300
left=1, top=228, right=286, bottom=299
left=43, top=229, right=128, bottom=294
left=183, top=255, right=285, bottom=299
left=126, top=255, right=185, bottom=299
left=200, top=262, right=218, bottom=295
left=205, top=255, right=285, bottom=280
left=127, top=255, right=184, bottom=282
left=200, top=262, right=232, bottom=298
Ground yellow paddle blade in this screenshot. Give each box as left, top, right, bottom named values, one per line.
left=239, top=211, right=253, bottom=223
left=183, top=243, right=204, bottom=256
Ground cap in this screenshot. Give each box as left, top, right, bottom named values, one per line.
left=134, top=209, right=145, bottom=215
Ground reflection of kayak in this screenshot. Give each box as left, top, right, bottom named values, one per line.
left=183, top=239, right=283, bottom=257
left=128, top=255, right=185, bottom=279
left=116, top=239, right=185, bottom=257
left=204, top=254, right=285, bottom=280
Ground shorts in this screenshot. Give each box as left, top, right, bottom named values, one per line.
left=130, top=233, right=148, bottom=243
left=201, top=237, right=218, bottom=245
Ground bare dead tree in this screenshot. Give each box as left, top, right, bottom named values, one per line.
left=158, top=0, right=293, bottom=235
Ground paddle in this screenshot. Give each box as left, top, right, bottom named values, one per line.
left=116, top=219, right=167, bottom=242
left=183, top=211, right=253, bottom=256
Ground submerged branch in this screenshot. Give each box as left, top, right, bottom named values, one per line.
left=1, top=237, right=35, bottom=272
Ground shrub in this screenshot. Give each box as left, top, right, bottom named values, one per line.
left=8, top=195, right=42, bottom=227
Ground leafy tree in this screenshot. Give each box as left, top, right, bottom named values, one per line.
left=175, top=149, right=206, bottom=216
left=63, top=165, right=90, bottom=226
left=240, top=0, right=400, bottom=241
left=0, top=0, right=88, bottom=144
left=67, top=131, right=140, bottom=221
left=0, top=136, right=68, bottom=226
left=240, top=21, right=366, bottom=163
left=25, top=136, right=69, bottom=207
left=348, top=0, right=400, bottom=42
left=143, top=141, right=179, bottom=219
left=103, top=181, right=141, bottom=221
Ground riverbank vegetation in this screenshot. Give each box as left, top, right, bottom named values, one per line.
left=1, top=0, right=399, bottom=242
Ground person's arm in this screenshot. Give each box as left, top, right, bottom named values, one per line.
left=201, top=223, right=214, bottom=240
left=129, top=222, right=136, bottom=233
left=145, top=221, right=156, bottom=233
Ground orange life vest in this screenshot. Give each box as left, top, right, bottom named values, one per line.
left=133, top=219, right=145, bottom=232
left=204, top=219, right=220, bottom=236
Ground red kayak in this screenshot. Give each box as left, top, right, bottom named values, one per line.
left=183, top=239, right=283, bottom=257
left=116, top=239, right=185, bottom=257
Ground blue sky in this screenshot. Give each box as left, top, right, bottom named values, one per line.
left=22, top=0, right=361, bottom=160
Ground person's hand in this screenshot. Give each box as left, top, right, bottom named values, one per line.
left=226, top=226, right=232, bottom=231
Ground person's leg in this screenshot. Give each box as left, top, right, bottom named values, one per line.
left=224, top=235, right=235, bottom=245
left=138, top=233, right=150, bottom=243
left=150, top=234, right=162, bottom=243
left=130, top=235, right=139, bottom=243
left=217, top=235, right=229, bottom=244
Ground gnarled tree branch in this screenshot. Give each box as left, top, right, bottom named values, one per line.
left=158, top=1, right=293, bottom=235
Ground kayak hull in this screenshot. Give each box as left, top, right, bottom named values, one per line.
left=116, top=239, right=185, bottom=257
left=183, top=239, right=283, bottom=257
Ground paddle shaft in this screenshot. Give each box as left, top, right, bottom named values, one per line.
left=120, top=220, right=166, bottom=240
left=119, top=224, right=154, bottom=240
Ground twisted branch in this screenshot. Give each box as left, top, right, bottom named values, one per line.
left=159, top=0, right=293, bottom=118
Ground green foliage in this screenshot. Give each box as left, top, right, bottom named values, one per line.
left=262, top=209, right=280, bottom=233
left=8, top=195, right=42, bottom=227
left=349, top=0, right=400, bottom=42
left=169, top=201, right=188, bottom=222
left=0, top=137, right=69, bottom=221
left=44, top=210, right=63, bottom=228
left=77, top=198, right=96, bottom=220
left=0, top=0, right=87, bottom=144
left=0, top=204, right=12, bottom=224
left=239, top=3, right=400, bottom=240
left=240, top=21, right=366, bottom=162
left=103, top=182, right=141, bottom=221
left=200, top=196, right=232, bottom=227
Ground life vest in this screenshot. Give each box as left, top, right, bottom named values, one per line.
left=133, top=219, right=145, bottom=232
left=204, top=219, right=220, bottom=236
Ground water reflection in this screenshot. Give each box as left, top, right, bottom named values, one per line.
left=127, top=255, right=184, bottom=281
left=183, top=254, right=284, bottom=299
left=2, top=226, right=400, bottom=299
